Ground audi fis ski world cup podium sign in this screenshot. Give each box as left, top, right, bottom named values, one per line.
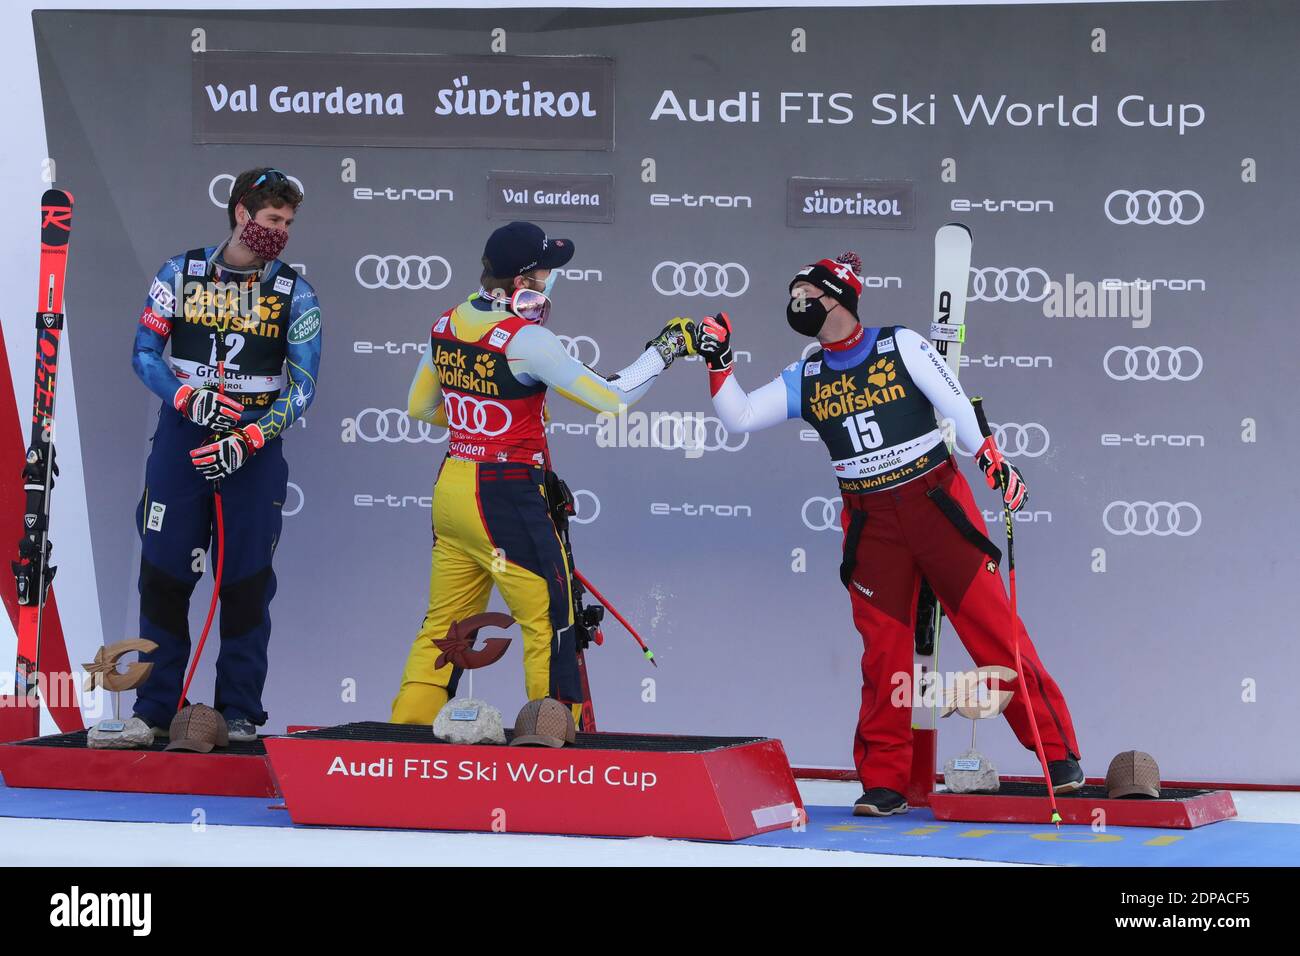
left=265, top=724, right=804, bottom=840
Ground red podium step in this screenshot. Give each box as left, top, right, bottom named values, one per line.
left=0, top=730, right=277, bottom=797
left=929, top=782, right=1237, bottom=829
left=266, top=722, right=803, bottom=841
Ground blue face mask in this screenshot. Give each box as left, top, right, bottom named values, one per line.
left=542, top=271, right=558, bottom=297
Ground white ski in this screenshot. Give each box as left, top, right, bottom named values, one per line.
left=930, top=222, right=973, bottom=383
left=916, top=222, right=973, bottom=730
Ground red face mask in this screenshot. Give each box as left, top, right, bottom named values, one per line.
left=238, top=218, right=289, bottom=261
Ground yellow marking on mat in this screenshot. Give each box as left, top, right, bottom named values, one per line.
left=1032, top=832, right=1122, bottom=844
left=1143, top=835, right=1184, bottom=847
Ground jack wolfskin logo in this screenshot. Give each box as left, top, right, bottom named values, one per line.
left=253, top=295, right=283, bottom=323
left=867, top=358, right=896, bottom=389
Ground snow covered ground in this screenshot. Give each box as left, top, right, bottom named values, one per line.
left=3, top=780, right=1296, bottom=867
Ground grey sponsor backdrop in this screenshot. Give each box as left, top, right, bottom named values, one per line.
left=33, top=3, right=1300, bottom=783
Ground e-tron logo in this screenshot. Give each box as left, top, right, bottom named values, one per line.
left=991, top=422, right=1050, bottom=458
left=355, top=255, right=452, bottom=291
left=351, top=409, right=448, bottom=444
left=443, top=393, right=512, bottom=436
left=1103, top=501, right=1202, bottom=537
left=1104, top=190, right=1204, bottom=226
left=555, top=268, right=604, bottom=283
left=801, top=496, right=844, bottom=532
left=652, top=261, right=749, bottom=297
left=970, top=267, right=1051, bottom=303
left=209, top=172, right=305, bottom=209
left=1103, top=346, right=1203, bottom=382
left=571, top=489, right=600, bottom=525
left=282, top=482, right=304, bottom=518
left=556, top=334, right=601, bottom=366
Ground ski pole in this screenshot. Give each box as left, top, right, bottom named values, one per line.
left=972, top=396, right=1061, bottom=827
left=178, top=325, right=229, bottom=711
left=571, top=568, right=656, bottom=667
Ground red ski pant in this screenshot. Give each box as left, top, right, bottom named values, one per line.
left=840, top=459, right=1080, bottom=794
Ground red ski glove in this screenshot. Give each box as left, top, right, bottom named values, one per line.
left=190, top=424, right=265, bottom=482
left=976, top=436, right=1028, bottom=513
left=175, top=384, right=245, bottom=431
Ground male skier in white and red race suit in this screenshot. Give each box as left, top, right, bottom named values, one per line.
left=694, top=251, right=1083, bottom=816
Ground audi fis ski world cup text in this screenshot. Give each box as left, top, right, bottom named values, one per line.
left=650, top=90, right=1205, bottom=134
left=327, top=754, right=656, bottom=791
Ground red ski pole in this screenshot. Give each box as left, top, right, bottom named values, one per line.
left=177, top=326, right=229, bottom=712
left=972, top=397, right=1061, bottom=827
left=571, top=568, right=656, bottom=667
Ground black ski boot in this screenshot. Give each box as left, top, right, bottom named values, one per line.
left=1049, top=758, right=1085, bottom=794
left=853, top=788, right=908, bottom=817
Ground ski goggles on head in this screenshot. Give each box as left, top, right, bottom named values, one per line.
left=509, top=288, right=551, bottom=324
left=234, top=168, right=290, bottom=207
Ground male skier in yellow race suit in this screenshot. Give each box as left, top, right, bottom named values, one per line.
left=391, top=222, right=694, bottom=724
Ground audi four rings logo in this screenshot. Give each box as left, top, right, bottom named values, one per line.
left=1105, top=190, right=1204, bottom=225
left=355, top=255, right=452, bottom=291
left=282, top=482, right=304, bottom=518
left=992, top=422, right=1050, bottom=458
left=208, top=172, right=305, bottom=208
left=1104, top=346, right=1203, bottom=381
left=652, top=261, right=750, bottom=297
left=970, top=267, right=1051, bottom=303
left=1103, top=501, right=1202, bottom=537
left=659, top=417, right=749, bottom=452
left=354, top=409, right=448, bottom=444
left=442, top=393, right=513, bottom=436
left=571, top=490, right=600, bottom=525
left=801, top=496, right=844, bottom=532
left=556, top=334, right=601, bottom=366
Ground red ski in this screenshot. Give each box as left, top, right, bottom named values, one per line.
left=5, top=189, right=76, bottom=738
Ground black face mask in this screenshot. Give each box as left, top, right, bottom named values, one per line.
left=787, top=294, right=830, bottom=337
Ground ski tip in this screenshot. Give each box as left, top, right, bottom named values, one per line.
left=941, top=221, right=972, bottom=236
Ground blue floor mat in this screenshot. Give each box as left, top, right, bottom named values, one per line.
left=0, top=782, right=289, bottom=828
left=738, top=804, right=1300, bottom=866
left=3, top=782, right=1296, bottom=865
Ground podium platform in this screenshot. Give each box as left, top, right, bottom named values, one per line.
left=266, top=721, right=803, bottom=841
left=929, top=782, right=1237, bottom=829
left=0, top=730, right=277, bottom=797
